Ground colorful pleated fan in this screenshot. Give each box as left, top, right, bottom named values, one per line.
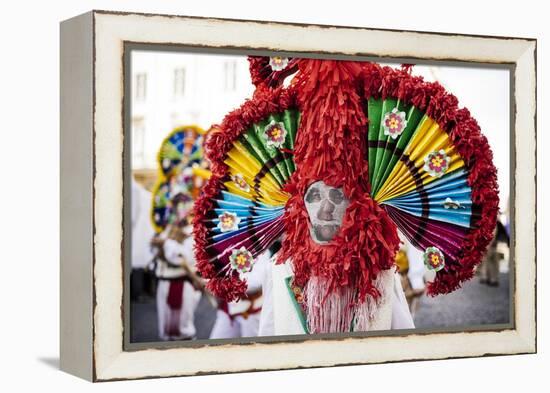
left=157, top=125, right=204, bottom=177
left=151, top=125, right=206, bottom=233
left=366, top=97, right=478, bottom=269
left=196, top=109, right=300, bottom=272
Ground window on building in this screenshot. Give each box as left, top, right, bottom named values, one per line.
left=223, top=61, right=237, bottom=91
left=135, top=73, right=147, bottom=101
left=132, top=116, right=146, bottom=168
left=173, top=68, right=186, bottom=97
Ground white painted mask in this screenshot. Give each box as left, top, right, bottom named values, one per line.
left=304, top=181, right=350, bottom=244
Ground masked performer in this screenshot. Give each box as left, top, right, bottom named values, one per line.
left=150, top=125, right=209, bottom=340
left=194, top=57, right=499, bottom=335
left=130, top=180, right=156, bottom=301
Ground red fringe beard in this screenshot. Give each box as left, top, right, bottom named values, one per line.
left=279, top=175, right=400, bottom=304
left=278, top=178, right=400, bottom=333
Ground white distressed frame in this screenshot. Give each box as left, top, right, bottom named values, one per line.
left=60, top=10, right=536, bottom=381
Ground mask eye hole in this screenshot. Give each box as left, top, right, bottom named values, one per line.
left=328, top=188, right=344, bottom=205
left=305, top=187, right=321, bottom=203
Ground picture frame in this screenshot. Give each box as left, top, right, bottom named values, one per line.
left=60, top=10, right=536, bottom=381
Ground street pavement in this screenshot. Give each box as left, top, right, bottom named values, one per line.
left=413, top=272, right=510, bottom=328
left=130, top=293, right=218, bottom=342
left=130, top=272, right=510, bottom=343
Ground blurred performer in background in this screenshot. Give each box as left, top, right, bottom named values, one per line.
left=479, top=220, right=510, bottom=287
left=130, top=180, right=156, bottom=301
left=209, top=251, right=269, bottom=339
left=395, top=235, right=426, bottom=318
left=149, top=126, right=210, bottom=340
left=151, top=219, right=204, bottom=340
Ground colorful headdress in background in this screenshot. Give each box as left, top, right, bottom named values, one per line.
left=193, top=57, right=499, bottom=310
left=151, top=125, right=208, bottom=232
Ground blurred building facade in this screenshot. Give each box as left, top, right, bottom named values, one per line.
left=131, top=51, right=254, bottom=187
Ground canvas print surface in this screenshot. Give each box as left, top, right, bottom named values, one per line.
left=128, top=50, right=511, bottom=344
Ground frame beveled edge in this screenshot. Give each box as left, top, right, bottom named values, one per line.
left=60, top=11, right=95, bottom=381
left=89, top=10, right=537, bottom=381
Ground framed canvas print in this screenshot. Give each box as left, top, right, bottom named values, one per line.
left=60, top=10, right=537, bottom=381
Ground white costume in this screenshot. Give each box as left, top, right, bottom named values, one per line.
left=156, top=235, right=201, bottom=340
left=405, top=237, right=427, bottom=292
left=131, top=180, right=155, bottom=269
left=259, top=258, right=414, bottom=336
left=209, top=251, right=269, bottom=339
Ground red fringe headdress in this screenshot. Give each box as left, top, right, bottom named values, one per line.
left=277, top=60, right=400, bottom=305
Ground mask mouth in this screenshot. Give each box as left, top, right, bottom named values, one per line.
left=313, top=223, right=340, bottom=243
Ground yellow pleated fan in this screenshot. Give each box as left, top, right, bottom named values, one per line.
left=198, top=109, right=299, bottom=265
left=367, top=97, right=475, bottom=268
left=375, top=115, right=465, bottom=203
